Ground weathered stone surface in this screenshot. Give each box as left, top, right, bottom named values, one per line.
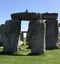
left=45, top=20, right=59, bottom=49
left=11, top=12, right=37, bottom=20
left=42, top=13, right=58, bottom=20
left=27, top=20, right=46, bottom=54
left=2, top=20, right=21, bottom=53
left=59, top=23, right=60, bottom=27
left=26, top=21, right=32, bottom=48
left=11, top=12, right=58, bottom=20
left=20, top=32, right=24, bottom=41
left=0, top=25, right=2, bottom=46
left=0, top=24, right=4, bottom=46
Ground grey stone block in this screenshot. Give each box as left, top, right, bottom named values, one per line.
left=0, top=24, right=4, bottom=46
left=20, top=32, right=24, bottom=41
left=11, top=12, right=37, bottom=20
left=42, top=13, right=58, bottom=20
left=46, top=20, right=59, bottom=49
left=2, top=20, right=21, bottom=53
left=11, top=12, right=58, bottom=20
left=27, top=20, right=46, bottom=54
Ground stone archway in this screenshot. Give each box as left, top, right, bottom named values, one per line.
left=11, top=11, right=58, bottom=54
left=1, top=11, right=59, bottom=54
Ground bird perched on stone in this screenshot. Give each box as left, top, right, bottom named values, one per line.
left=26, top=9, right=28, bottom=13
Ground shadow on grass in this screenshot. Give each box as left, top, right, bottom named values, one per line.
left=46, top=47, right=60, bottom=50
left=0, top=51, right=44, bottom=56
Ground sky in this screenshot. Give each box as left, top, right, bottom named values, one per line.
left=0, top=0, right=60, bottom=31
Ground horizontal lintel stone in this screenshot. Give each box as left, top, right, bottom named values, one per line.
left=11, top=12, right=58, bottom=20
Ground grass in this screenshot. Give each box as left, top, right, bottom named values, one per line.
left=0, top=45, right=60, bottom=64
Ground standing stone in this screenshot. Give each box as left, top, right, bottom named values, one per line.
left=26, top=21, right=33, bottom=48
left=2, top=20, right=21, bottom=53
left=0, top=24, right=4, bottom=46
left=20, top=32, right=24, bottom=41
left=28, top=20, right=46, bottom=54
left=0, top=25, right=2, bottom=46
left=46, top=20, right=58, bottom=49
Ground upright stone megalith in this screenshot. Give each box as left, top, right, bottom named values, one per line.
left=0, top=25, right=3, bottom=46
left=20, top=32, right=24, bottom=41
left=26, top=21, right=33, bottom=48
left=0, top=24, right=4, bottom=46
left=28, top=20, right=46, bottom=54
left=46, top=20, right=58, bottom=49
left=2, top=20, right=21, bottom=53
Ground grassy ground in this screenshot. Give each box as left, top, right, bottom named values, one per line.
left=0, top=45, right=60, bottom=64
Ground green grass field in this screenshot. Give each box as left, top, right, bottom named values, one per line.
left=0, top=45, right=60, bottom=64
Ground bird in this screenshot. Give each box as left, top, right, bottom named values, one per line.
left=26, top=9, right=28, bottom=13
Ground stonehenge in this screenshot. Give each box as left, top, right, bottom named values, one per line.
left=0, top=11, right=59, bottom=55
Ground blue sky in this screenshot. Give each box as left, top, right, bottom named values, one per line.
left=0, top=0, right=60, bottom=31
